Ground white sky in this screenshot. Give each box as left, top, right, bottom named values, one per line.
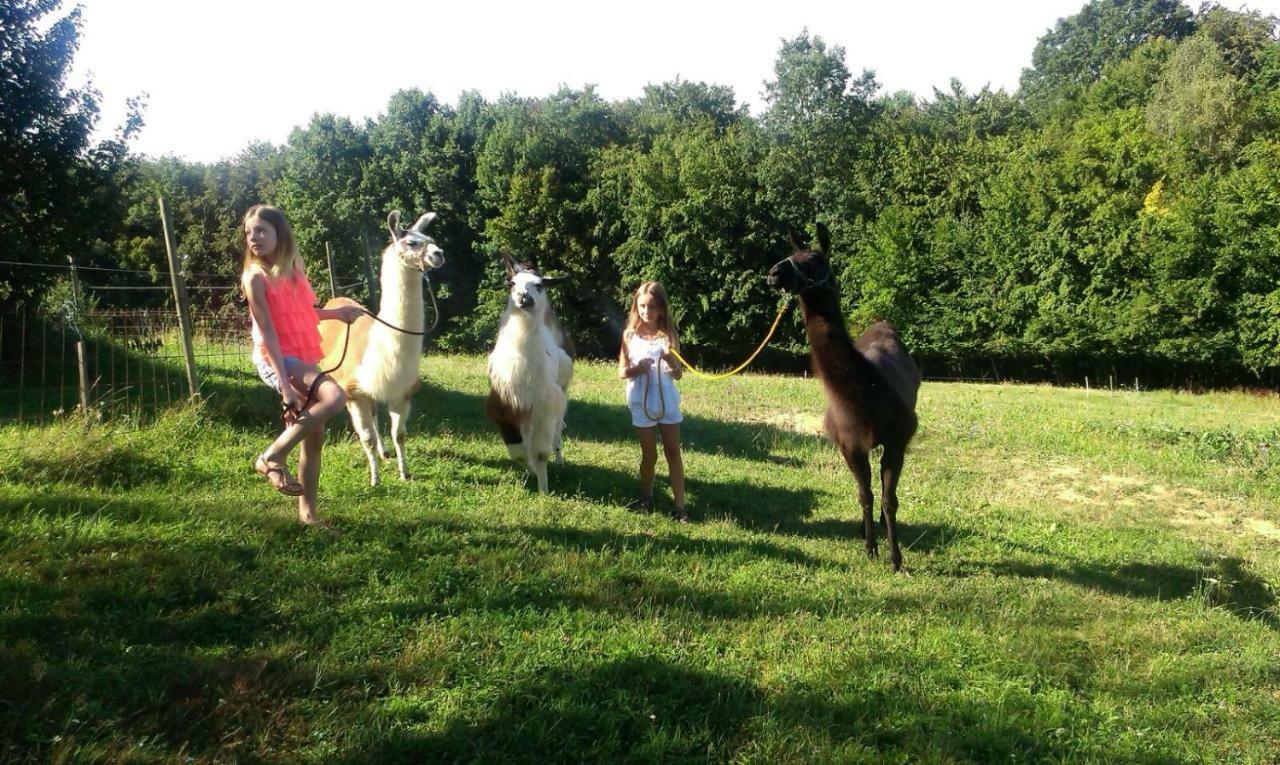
left=69, top=0, right=1280, bottom=164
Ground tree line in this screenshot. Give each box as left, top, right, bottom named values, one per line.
left=5, top=0, right=1280, bottom=386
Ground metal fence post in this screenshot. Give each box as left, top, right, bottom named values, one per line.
left=66, top=255, right=90, bottom=412
left=325, top=241, right=338, bottom=299
left=158, top=195, right=200, bottom=399
left=361, top=231, right=379, bottom=307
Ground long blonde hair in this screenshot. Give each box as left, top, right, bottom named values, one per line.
left=240, top=204, right=303, bottom=280
left=624, top=281, right=680, bottom=349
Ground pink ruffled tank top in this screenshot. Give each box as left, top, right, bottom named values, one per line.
left=250, top=269, right=323, bottom=364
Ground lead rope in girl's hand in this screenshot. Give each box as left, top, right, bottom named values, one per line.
left=642, top=356, right=667, bottom=422
left=664, top=295, right=793, bottom=381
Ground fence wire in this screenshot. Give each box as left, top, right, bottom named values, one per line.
left=2, top=250, right=377, bottom=429
left=0, top=304, right=254, bottom=427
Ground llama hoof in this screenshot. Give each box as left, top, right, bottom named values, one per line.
left=400, top=472, right=413, bottom=481
left=670, top=505, right=689, bottom=523
left=865, top=545, right=879, bottom=560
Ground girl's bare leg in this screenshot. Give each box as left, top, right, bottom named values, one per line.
left=262, top=367, right=347, bottom=466
left=297, top=427, right=324, bottom=524
left=635, top=425, right=659, bottom=500
left=659, top=423, right=685, bottom=512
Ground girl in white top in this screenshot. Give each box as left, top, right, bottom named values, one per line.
left=618, top=281, right=687, bottom=522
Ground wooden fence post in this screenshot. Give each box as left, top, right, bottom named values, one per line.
left=158, top=195, right=200, bottom=399
left=325, top=241, right=338, bottom=299
left=66, top=255, right=90, bottom=412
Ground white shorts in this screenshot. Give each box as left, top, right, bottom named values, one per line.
left=629, top=401, right=683, bottom=428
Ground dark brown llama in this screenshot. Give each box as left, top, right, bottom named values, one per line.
left=766, top=224, right=921, bottom=572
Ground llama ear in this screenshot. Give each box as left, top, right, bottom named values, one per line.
left=411, top=212, right=437, bottom=232
left=387, top=211, right=403, bottom=239
left=787, top=226, right=807, bottom=252
left=499, top=252, right=518, bottom=280
left=540, top=275, right=568, bottom=288
left=816, top=222, right=831, bottom=255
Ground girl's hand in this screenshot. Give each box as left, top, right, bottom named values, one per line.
left=636, top=357, right=655, bottom=372
left=337, top=305, right=364, bottom=324
left=281, top=387, right=304, bottom=414
left=661, top=351, right=678, bottom=366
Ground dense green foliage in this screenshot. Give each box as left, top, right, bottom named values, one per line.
left=2, top=355, right=1278, bottom=762
left=4, top=1, right=1280, bottom=384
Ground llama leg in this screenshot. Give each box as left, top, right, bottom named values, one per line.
left=388, top=396, right=413, bottom=480
left=880, top=447, right=906, bottom=573
left=553, top=418, right=566, bottom=465
left=371, top=408, right=390, bottom=459
left=348, top=398, right=381, bottom=486
left=841, top=447, right=877, bottom=560
left=531, top=454, right=549, bottom=493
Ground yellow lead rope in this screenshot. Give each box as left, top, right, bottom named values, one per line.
left=665, top=296, right=793, bottom=381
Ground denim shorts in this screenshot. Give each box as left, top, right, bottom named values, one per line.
left=254, top=354, right=308, bottom=394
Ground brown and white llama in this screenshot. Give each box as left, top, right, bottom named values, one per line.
left=317, top=211, right=444, bottom=485
left=485, top=254, right=574, bottom=493
left=766, top=224, right=920, bottom=572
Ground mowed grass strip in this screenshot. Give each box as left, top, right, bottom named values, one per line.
left=2, top=354, right=1278, bottom=763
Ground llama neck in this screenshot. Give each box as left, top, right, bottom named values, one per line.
left=799, top=288, right=876, bottom=403
left=377, top=256, right=424, bottom=334
left=497, top=309, right=547, bottom=360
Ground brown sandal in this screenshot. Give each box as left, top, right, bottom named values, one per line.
left=255, top=455, right=303, bottom=496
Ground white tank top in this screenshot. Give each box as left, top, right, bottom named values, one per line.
left=624, top=332, right=681, bottom=411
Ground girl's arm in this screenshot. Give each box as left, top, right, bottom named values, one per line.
left=662, top=340, right=683, bottom=380
left=618, top=343, right=632, bottom=379
left=617, top=339, right=650, bottom=379
left=316, top=304, right=364, bottom=323
left=243, top=273, right=302, bottom=408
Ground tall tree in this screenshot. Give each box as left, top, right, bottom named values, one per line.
left=0, top=0, right=141, bottom=305
left=1020, top=0, right=1195, bottom=108
left=759, top=31, right=879, bottom=233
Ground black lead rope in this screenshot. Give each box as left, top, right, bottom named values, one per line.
left=282, top=276, right=439, bottom=426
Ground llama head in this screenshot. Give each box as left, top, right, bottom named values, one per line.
left=386, top=210, right=445, bottom=272
left=767, top=223, right=834, bottom=293
left=501, top=253, right=565, bottom=315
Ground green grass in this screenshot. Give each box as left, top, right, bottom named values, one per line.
left=2, top=355, right=1279, bottom=763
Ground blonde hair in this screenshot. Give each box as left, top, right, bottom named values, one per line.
left=240, top=204, right=304, bottom=280
left=624, top=281, right=680, bottom=349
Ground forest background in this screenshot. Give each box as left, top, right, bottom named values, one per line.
left=5, top=0, right=1280, bottom=387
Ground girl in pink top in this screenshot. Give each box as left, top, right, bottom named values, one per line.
left=241, top=205, right=362, bottom=526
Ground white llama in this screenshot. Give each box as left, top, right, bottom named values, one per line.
left=317, top=211, right=443, bottom=485
left=485, top=254, right=574, bottom=493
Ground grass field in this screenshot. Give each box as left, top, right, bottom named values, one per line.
left=2, top=354, right=1279, bottom=763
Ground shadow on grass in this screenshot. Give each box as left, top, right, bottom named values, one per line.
left=946, top=553, right=1278, bottom=632
left=333, top=654, right=1183, bottom=764
left=3, top=442, right=173, bottom=489
left=0, top=489, right=1261, bottom=763
left=416, top=377, right=813, bottom=464
left=0, top=493, right=332, bottom=761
